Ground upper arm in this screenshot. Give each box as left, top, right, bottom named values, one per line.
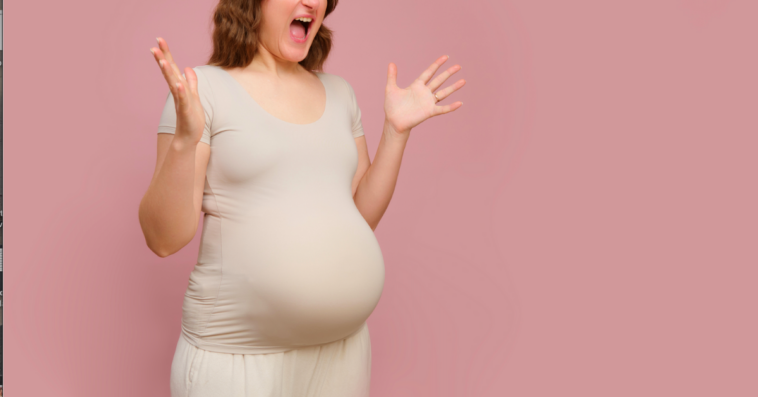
left=154, top=134, right=211, bottom=226
left=352, top=135, right=370, bottom=197
left=342, top=77, right=369, bottom=196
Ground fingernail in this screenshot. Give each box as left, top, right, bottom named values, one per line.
left=156, top=37, right=161, bottom=44
left=150, top=48, right=155, bottom=55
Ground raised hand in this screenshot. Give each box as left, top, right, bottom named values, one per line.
left=150, top=37, right=206, bottom=145
left=384, top=55, right=465, bottom=135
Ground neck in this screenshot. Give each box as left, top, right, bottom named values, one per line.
left=244, top=44, right=307, bottom=79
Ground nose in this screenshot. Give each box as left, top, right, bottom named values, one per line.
left=300, top=0, right=319, bottom=9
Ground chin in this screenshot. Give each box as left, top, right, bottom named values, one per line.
left=283, top=47, right=311, bottom=63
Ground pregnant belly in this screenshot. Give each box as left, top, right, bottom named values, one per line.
left=221, top=209, right=385, bottom=346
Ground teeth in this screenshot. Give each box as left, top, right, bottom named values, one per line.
left=294, top=17, right=312, bottom=22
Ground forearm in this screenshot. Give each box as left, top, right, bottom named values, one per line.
left=353, top=118, right=409, bottom=230
left=138, top=136, right=199, bottom=257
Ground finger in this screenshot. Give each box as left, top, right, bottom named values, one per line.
left=152, top=47, right=187, bottom=111
left=432, top=101, right=463, bottom=117
left=156, top=37, right=184, bottom=82
left=433, top=78, right=466, bottom=103
left=387, top=62, right=398, bottom=90
left=428, top=64, right=462, bottom=92
left=417, top=55, right=448, bottom=85
left=174, top=78, right=189, bottom=113
left=184, top=67, right=199, bottom=97
left=152, top=47, right=177, bottom=95
left=157, top=37, right=178, bottom=73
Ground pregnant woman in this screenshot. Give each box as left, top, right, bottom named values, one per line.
left=138, top=0, right=464, bottom=395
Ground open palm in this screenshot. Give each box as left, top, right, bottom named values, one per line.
left=384, top=55, right=466, bottom=134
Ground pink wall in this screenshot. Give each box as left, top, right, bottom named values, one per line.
left=5, top=0, right=758, bottom=395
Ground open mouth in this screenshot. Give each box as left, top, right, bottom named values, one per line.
left=289, top=17, right=312, bottom=41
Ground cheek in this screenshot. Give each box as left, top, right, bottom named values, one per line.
left=309, top=22, right=322, bottom=37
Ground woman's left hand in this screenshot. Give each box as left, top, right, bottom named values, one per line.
left=384, top=55, right=466, bottom=136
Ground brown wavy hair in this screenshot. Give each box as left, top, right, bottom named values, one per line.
left=205, top=0, right=339, bottom=72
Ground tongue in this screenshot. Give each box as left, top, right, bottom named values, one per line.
left=290, top=21, right=305, bottom=39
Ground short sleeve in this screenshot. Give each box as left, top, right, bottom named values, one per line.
left=344, top=78, right=365, bottom=138
left=157, top=67, right=214, bottom=146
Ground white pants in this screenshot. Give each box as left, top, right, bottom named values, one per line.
left=170, top=322, right=372, bottom=397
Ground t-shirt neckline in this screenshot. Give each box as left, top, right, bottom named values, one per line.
left=210, top=65, right=328, bottom=127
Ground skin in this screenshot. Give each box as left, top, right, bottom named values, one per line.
left=139, top=0, right=465, bottom=257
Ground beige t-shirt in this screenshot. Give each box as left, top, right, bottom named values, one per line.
left=157, top=65, right=385, bottom=354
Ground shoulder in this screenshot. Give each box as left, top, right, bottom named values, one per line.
left=193, top=64, right=218, bottom=73
left=316, top=72, right=357, bottom=100
left=189, top=65, right=228, bottom=88
left=190, top=65, right=219, bottom=83
left=186, top=65, right=221, bottom=99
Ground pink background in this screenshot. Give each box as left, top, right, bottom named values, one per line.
left=5, top=0, right=758, bottom=395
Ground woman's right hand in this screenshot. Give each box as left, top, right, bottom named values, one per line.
left=150, top=37, right=206, bottom=146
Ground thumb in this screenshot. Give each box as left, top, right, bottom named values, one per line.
left=184, top=67, right=199, bottom=95
left=386, top=62, right=398, bottom=90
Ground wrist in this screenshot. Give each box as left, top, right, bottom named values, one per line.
left=383, top=118, right=410, bottom=141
